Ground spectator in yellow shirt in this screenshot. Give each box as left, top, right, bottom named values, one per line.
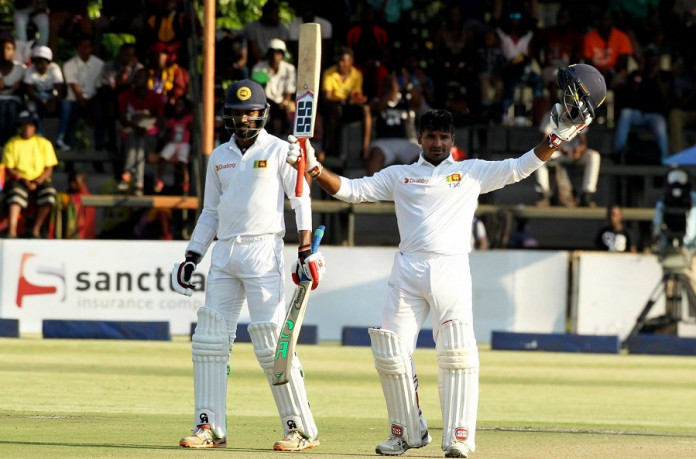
left=1, top=111, right=58, bottom=238
left=320, top=47, right=372, bottom=161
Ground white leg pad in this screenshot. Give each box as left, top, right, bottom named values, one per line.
left=192, top=307, right=230, bottom=439
left=437, top=319, right=479, bottom=452
left=247, top=321, right=318, bottom=438
left=369, top=327, right=422, bottom=448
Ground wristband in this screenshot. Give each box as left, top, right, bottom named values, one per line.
left=548, top=133, right=563, bottom=148
left=298, top=244, right=311, bottom=252
left=308, top=164, right=323, bottom=178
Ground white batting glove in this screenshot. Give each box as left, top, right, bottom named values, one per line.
left=287, top=135, right=321, bottom=175
left=548, top=102, right=593, bottom=148
left=171, top=255, right=198, bottom=296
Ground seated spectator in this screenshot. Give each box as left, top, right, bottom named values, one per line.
left=0, top=34, right=27, bottom=146
left=215, top=27, right=248, bottom=82
left=346, top=4, right=390, bottom=100
left=472, top=216, right=489, bottom=250
left=507, top=217, right=538, bottom=249
left=496, top=9, right=543, bottom=124
left=47, top=0, right=93, bottom=60
left=535, top=116, right=601, bottom=207
left=613, top=49, right=672, bottom=162
left=364, top=73, right=421, bottom=175
left=251, top=38, right=295, bottom=137
left=100, top=43, right=144, bottom=153
left=320, top=47, right=372, bottom=160
left=396, top=54, right=435, bottom=117
left=23, top=46, right=65, bottom=134
left=55, top=169, right=96, bottom=239
left=533, top=6, right=583, bottom=99
left=476, top=27, right=506, bottom=123
left=13, top=0, right=49, bottom=62
left=93, top=0, right=146, bottom=58
left=669, top=57, right=696, bottom=155
left=583, top=9, right=634, bottom=92
left=117, top=68, right=165, bottom=196
left=56, top=35, right=107, bottom=157
left=595, top=204, right=637, bottom=252
left=1, top=111, right=58, bottom=238
left=287, top=0, right=332, bottom=69
left=154, top=96, right=192, bottom=194
left=244, top=0, right=289, bottom=70
left=142, top=0, right=197, bottom=65
left=147, top=42, right=190, bottom=112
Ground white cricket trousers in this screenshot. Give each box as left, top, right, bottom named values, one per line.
left=204, top=235, right=286, bottom=338
left=382, top=251, right=474, bottom=353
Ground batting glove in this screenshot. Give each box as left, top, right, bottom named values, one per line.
left=287, top=135, right=322, bottom=177
left=172, top=253, right=199, bottom=296
left=548, top=102, right=593, bottom=148
left=292, top=248, right=326, bottom=290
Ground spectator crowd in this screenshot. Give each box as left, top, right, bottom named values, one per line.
left=1, top=0, right=696, bottom=244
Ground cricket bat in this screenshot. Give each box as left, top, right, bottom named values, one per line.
left=293, top=23, right=322, bottom=197
left=272, top=225, right=325, bottom=385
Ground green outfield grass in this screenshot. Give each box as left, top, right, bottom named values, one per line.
left=1, top=336, right=695, bottom=458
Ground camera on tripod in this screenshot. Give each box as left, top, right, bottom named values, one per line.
left=655, top=168, right=693, bottom=273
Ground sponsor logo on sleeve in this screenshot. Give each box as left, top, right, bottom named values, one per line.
left=215, top=162, right=236, bottom=172
left=403, top=177, right=430, bottom=184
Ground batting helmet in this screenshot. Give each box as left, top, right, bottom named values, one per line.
left=557, top=64, right=606, bottom=122
left=223, top=79, right=270, bottom=140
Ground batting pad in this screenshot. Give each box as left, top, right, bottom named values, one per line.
left=369, top=327, right=422, bottom=447
left=437, top=319, right=479, bottom=452
left=192, top=307, right=230, bottom=439
left=247, top=322, right=318, bottom=438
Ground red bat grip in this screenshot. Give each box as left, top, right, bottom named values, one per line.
left=294, top=138, right=306, bottom=196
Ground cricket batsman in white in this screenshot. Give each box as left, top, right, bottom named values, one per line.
left=286, top=65, right=605, bottom=457
left=171, top=79, right=325, bottom=451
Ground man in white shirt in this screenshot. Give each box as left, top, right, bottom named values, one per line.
left=56, top=35, right=106, bottom=154
left=172, top=79, right=325, bottom=452
left=251, top=38, right=296, bottom=137
left=23, top=46, right=64, bottom=134
left=286, top=63, right=601, bottom=457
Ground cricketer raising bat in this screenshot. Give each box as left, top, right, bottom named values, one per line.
left=293, top=22, right=322, bottom=197
left=273, top=225, right=325, bottom=385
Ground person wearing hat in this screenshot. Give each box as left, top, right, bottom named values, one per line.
left=173, top=79, right=324, bottom=452
left=1, top=110, right=58, bottom=238
left=251, top=38, right=296, bottom=136
left=23, top=45, right=65, bottom=133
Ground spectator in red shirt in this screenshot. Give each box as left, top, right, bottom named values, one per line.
left=117, top=68, right=165, bottom=195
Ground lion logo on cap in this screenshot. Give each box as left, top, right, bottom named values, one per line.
left=237, top=86, right=252, bottom=101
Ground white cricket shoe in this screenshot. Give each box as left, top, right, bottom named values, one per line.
left=273, top=429, right=320, bottom=451
left=376, top=429, right=431, bottom=456
left=444, top=442, right=469, bottom=458
left=179, top=424, right=226, bottom=449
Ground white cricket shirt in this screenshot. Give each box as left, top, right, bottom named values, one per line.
left=187, top=130, right=311, bottom=256
left=334, top=151, right=544, bottom=255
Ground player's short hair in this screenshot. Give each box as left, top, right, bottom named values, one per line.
left=418, top=110, right=454, bottom=134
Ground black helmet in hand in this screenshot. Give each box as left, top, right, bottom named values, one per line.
left=557, top=64, right=606, bottom=123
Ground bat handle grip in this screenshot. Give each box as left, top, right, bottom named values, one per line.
left=294, top=138, right=306, bottom=197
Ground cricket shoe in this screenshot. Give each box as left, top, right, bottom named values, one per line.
left=273, top=430, right=320, bottom=451
left=444, top=442, right=469, bottom=458
left=375, top=429, right=432, bottom=456
left=179, top=424, right=227, bottom=449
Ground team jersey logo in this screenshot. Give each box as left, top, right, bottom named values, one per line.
left=403, top=177, right=430, bottom=184
left=446, top=173, right=462, bottom=182
left=215, top=162, right=236, bottom=171
left=253, top=160, right=268, bottom=168
left=237, top=86, right=252, bottom=101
